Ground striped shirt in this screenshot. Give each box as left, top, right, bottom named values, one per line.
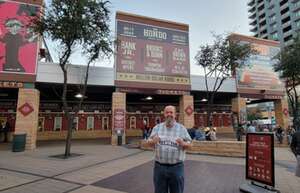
left=149, top=121, right=192, bottom=164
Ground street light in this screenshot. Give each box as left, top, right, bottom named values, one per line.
left=201, top=98, right=207, bottom=102
left=145, top=96, right=153, bottom=100
left=75, top=93, right=83, bottom=98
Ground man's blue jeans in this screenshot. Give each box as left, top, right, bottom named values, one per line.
left=153, top=161, right=184, bottom=193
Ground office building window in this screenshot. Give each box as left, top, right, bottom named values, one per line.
left=271, top=32, right=278, bottom=39
left=296, top=20, right=300, bottom=27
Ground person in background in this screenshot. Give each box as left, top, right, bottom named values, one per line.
left=0, top=120, right=3, bottom=142
left=3, top=121, right=10, bottom=142
left=209, top=127, right=217, bottom=141
left=236, top=123, right=243, bottom=141
left=188, top=126, right=197, bottom=140
left=275, top=124, right=284, bottom=144
left=287, top=125, right=295, bottom=145
left=143, top=119, right=148, bottom=140
left=194, top=127, right=206, bottom=141
left=290, top=129, right=300, bottom=177
left=247, top=123, right=256, bottom=133
left=146, top=105, right=192, bottom=193
left=204, top=127, right=211, bottom=141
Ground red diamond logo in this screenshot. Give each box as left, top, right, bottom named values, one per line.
left=185, top=105, right=193, bottom=116
left=18, top=102, right=34, bottom=117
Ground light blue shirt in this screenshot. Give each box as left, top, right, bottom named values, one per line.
left=247, top=125, right=256, bottom=133
left=150, top=121, right=192, bottom=164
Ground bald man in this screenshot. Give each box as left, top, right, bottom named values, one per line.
left=147, top=105, right=192, bottom=193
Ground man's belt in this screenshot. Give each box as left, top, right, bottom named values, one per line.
left=155, top=161, right=183, bottom=166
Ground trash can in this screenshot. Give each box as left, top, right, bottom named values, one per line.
left=12, top=133, right=26, bottom=152
left=117, top=135, right=122, bottom=146
left=116, top=130, right=123, bottom=146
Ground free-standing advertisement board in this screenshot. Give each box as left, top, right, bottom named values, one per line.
left=246, top=133, right=275, bottom=187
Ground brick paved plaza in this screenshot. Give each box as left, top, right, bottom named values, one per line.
left=0, top=141, right=299, bottom=193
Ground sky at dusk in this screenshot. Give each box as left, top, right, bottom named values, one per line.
left=45, top=0, right=251, bottom=75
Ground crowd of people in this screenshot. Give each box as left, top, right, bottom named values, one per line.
left=232, top=121, right=296, bottom=145
left=187, top=126, right=217, bottom=141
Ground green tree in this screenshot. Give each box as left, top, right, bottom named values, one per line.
left=195, top=34, right=254, bottom=127
left=33, top=0, right=112, bottom=157
left=274, top=35, right=300, bottom=131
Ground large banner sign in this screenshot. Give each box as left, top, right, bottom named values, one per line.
left=246, top=133, right=275, bottom=187
left=0, top=0, right=41, bottom=82
left=230, top=34, right=284, bottom=99
left=115, top=12, right=191, bottom=92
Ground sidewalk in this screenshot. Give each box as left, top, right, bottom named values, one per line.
left=0, top=141, right=299, bottom=193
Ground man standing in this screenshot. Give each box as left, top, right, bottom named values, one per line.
left=290, top=130, right=300, bottom=177
left=147, top=105, right=192, bottom=193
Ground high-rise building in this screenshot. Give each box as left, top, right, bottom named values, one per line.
left=248, top=0, right=300, bottom=46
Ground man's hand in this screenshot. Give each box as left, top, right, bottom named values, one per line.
left=148, top=134, right=160, bottom=146
left=176, top=138, right=191, bottom=150
left=176, top=138, right=185, bottom=146
left=152, top=135, right=160, bottom=144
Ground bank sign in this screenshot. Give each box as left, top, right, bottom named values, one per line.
left=115, top=12, right=191, bottom=92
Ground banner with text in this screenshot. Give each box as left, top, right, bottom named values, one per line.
left=230, top=34, right=284, bottom=98
left=115, top=12, right=191, bottom=92
left=0, top=0, right=41, bottom=82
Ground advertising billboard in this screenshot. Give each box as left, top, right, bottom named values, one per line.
left=115, top=12, right=190, bottom=92
left=246, top=133, right=275, bottom=187
left=230, top=34, right=284, bottom=99
left=0, top=0, right=41, bottom=82
left=113, top=109, right=125, bottom=131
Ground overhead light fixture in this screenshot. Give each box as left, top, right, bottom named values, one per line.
left=201, top=98, right=207, bottom=102
left=75, top=93, right=83, bottom=98
left=145, top=96, right=153, bottom=100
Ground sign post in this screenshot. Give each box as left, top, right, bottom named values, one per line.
left=240, top=133, right=280, bottom=193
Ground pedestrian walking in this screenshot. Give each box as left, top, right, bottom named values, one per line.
left=275, top=125, right=284, bottom=144
left=236, top=123, right=243, bottom=141
left=290, top=130, right=300, bottom=177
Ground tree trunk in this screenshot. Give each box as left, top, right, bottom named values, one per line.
left=293, top=103, right=300, bottom=131
left=206, top=99, right=213, bottom=127
left=64, top=113, right=73, bottom=157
